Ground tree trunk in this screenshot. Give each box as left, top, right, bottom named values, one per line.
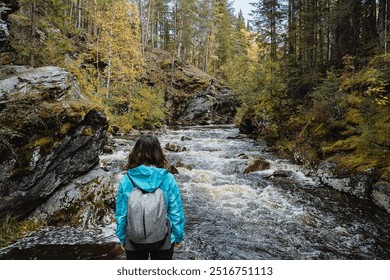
left=326, top=0, right=331, bottom=67
left=378, top=0, right=386, bottom=52
left=144, top=0, right=152, bottom=49
left=76, top=0, right=82, bottom=29
left=387, top=0, right=390, bottom=53
left=106, top=9, right=115, bottom=99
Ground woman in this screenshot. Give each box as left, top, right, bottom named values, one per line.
left=115, top=134, right=185, bottom=260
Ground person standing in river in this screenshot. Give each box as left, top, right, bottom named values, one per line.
left=115, top=134, right=185, bottom=260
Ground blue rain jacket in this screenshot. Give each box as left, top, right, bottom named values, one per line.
left=115, top=165, right=185, bottom=245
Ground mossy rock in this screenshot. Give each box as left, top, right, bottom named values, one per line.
left=0, top=66, right=109, bottom=222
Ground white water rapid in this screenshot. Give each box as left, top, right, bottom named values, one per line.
left=1, top=125, right=389, bottom=260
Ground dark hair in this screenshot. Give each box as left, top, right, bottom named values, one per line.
left=126, top=134, right=168, bottom=169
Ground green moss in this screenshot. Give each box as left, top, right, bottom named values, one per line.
left=38, top=102, right=64, bottom=119
left=0, top=215, right=46, bottom=248
left=333, top=155, right=370, bottom=172
left=82, top=126, right=94, bottom=136
left=64, top=100, right=97, bottom=124
left=344, top=108, right=364, bottom=126
left=380, top=168, right=390, bottom=181
left=33, top=136, right=54, bottom=151
left=313, top=123, right=330, bottom=138
left=50, top=206, right=81, bottom=227
left=322, top=137, right=359, bottom=155
left=59, top=122, right=76, bottom=135
left=11, top=136, right=54, bottom=177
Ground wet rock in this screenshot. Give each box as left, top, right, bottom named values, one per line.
left=236, top=153, right=249, bottom=159
left=272, top=170, right=294, bottom=178
left=180, top=135, right=192, bottom=141
left=175, top=161, right=193, bottom=170
left=264, top=170, right=294, bottom=179
left=227, top=135, right=244, bottom=140
left=165, top=142, right=187, bottom=152
left=296, top=153, right=390, bottom=213
left=372, top=180, right=390, bottom=213
left=102, top=145, right=114, bottom=154
left=110, top=125, right=121, bottom=136
left=0, top=66, right=109, bottom=221
left=243, top=157, right=271, bottom=174
left=182, top=92, right=214, bottom=124
left=0, top=226, right=121, bottom=260
left=294, top=212, right=318, bottom=228
left=238, top=114, right=259, bottom=135
left=316, top=160, right=372, bottom=199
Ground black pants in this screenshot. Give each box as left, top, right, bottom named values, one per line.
left=125, top=245, right=174, bottom=260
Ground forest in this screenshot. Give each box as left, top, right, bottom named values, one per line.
left=9, top=0, right=390, bottom=181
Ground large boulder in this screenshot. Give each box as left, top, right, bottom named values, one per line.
left=0, top=65, right=108, bottom=221
left=181, top=86, right=237, bottom=125
left=243, top=157, right=271, bottom=174
left=30, top=167, right=118, bottom=229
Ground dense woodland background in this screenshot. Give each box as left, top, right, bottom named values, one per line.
left=9, top=0, right=390, bottom=181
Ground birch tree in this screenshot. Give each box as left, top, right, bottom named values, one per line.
left=97, top=0, right=143, bottom=98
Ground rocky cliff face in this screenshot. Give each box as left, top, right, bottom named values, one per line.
left=0, top=0, right=18, bottom=65
left=0, top=65, right=108, bottom=220
left=142, top=49, right=239, bottom=126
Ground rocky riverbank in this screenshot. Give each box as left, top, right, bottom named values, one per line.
left=292, top=149, right=390, bottom=214
left=239, top=123, right=390, bottom=214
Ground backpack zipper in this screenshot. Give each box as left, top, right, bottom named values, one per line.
left=143, top=206, right=147, bottom=240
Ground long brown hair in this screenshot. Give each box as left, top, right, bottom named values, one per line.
left=126, top=134, right=168, bottom=169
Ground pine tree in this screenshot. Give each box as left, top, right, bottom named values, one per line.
left=212, top=0, right=234, bottom=74
left=233, top=9, right=249, bottom=57
left=192, top=0, right=213, bottom=72
left=250, top=0, right=285, bottom=61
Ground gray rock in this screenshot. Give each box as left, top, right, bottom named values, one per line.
left=0, top=0, right=19, bottom=64
left=180, top=88, right=238, bottom=125
left=165, top=142, right=187, bottom=152
left=31, top=167, right=120, bottom=229
left=243, top=157, right=271, bottom=173
left=142, top=49, right=238, bottom=126
left=182, top=92, right=214, bottom=124
left=316, top=160, right=373, bottom=199
left=272, top=170, right=294, bottom=178
left=0, top=66, right=108, bottom=221
left=372, top=180, right=390, bottom=213
left=180, top=135, right=192, bottom=141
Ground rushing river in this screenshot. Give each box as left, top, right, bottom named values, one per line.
left=1, top=125, right=390, bottom=259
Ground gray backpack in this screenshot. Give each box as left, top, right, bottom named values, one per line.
left=126, top=174, right=169, bottom=250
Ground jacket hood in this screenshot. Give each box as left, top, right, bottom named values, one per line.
left=127, top=165, right=168, bottom=192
